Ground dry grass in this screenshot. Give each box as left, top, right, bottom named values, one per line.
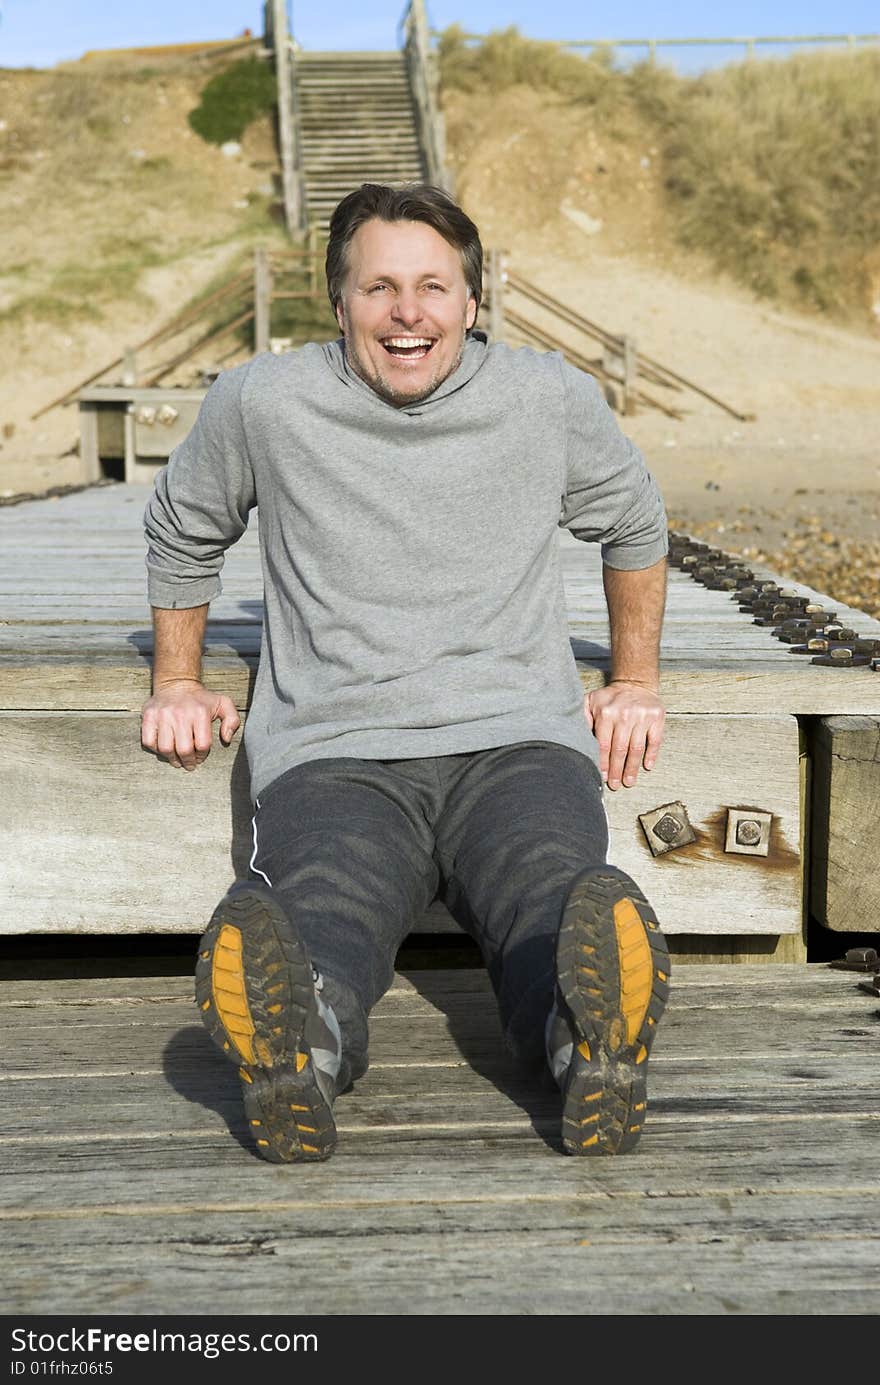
left=0, top=57, right=286, bottom=330
left=438, top=28, right=880, bottom=323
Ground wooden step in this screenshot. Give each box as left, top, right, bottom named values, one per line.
left=295, top=50, right=404, bottom=61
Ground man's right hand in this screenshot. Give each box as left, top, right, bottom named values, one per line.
left=141, top=680, right=241, bottom=771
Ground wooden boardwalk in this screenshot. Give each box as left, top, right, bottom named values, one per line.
left=2, top=483, right=880, bottom=1315
left=3, top=961, right=879, bottom=1315
left=3, top=482, right=880, bottom=951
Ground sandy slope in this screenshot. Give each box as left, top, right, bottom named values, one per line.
left=1, top=64, right=878, bottom=610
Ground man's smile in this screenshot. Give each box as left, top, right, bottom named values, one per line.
left=380, top=335, right=438, bottom=361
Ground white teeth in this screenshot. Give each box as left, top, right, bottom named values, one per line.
left=383, top=337, right=433, bottom=348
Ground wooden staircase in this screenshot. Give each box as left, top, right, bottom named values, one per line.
left=294, top=51, right=428, bottom=232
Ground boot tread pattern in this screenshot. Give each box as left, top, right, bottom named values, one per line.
left=556, top=866, right=669, bottom=1156
left=195, top=885, right=337, bottom=1163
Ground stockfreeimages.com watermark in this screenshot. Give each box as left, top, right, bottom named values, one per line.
left=10, top=1328, right=316, bottom=1366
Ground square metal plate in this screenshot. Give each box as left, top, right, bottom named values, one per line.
left=725, top=809, right=772, bottom=856
left=638, top=801, right=697, bottom=857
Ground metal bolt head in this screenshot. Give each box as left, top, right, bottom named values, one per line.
left=652, top=813, right=684, bottom=844
left=735, top=819, right=763, bottom=846
left=725, top=809, right=772, bottom=857
left=639, top=801, right=698, bottom=857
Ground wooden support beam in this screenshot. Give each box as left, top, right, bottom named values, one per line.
left=487, top=248, right=505, bottom=343
left=253, top=247, right=272, bottom=354
left=622, top=334, right=637, bottom=416
left=269, top=0, right=302, bottom=236
left=809, top=716, right=880, bottom=932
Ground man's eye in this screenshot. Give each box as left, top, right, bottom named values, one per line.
left=368, top=284, right=388, bottom=293
left=425, top=283, right=445, bottom=291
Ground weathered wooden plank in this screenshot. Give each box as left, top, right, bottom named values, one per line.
left=2, top=960, right=874, bottom=1079
left=0, top=713, right=802, bottom=935
left=810, top=715, right=880, bottom=932
left=4, top=1217, right=879, bottom=1316
left=0, top=961, right=852, bottom=1004
left=2, top=1005, right=872, bottom=1076
left=5, top=653, right=880, bottom=716
left=4, top=1055, right=878, bottom=1145
left=2, top=1115, right=877, bottom=1189
left=0, top=969, right=868, bottom=1029
left=3, top=1191, right=876, bottom=1241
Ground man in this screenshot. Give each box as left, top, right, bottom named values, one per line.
left=142, top=183, right=670, bottom=1165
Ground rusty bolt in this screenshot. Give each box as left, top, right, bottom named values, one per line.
left=829, top=947, right=879, bottom=972
left=735, top=819, right=763, bottom=846
left=652, top=813, right=684, bottom=844
left=639, top=802, right=697, bottom=857
left=773, top=620, right=812, bottom=640
left=725, top=809, right=772, bottom=856
left=811, top=650, right=872, bottom=667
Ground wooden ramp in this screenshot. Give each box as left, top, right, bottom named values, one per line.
left=3, top=484, right=880, bottom=952
left=3, top=961, right=879, bottom=1315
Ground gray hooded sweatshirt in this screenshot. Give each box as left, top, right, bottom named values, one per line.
left=144, top=331, right=667, bottom=799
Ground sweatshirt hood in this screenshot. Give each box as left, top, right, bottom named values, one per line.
left=322, top=330, right=490, bottom=415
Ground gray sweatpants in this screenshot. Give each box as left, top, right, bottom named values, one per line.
left=247, top=741, right=608, bottom=1085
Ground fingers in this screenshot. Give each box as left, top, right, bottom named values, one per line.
left=140, top=706, right=159, bottom=755
left=582, top=693, right=594, bottom=736
left=589, top=694, right=665, bottom=790
left=643, top=713, right=666, bottom=772
left=610, top=721, right=648, bottom=791
left=155, top=703, right=207, bottom=770
left=217, top=696, right=242, bottom=746
left=141, top=691, right=241, bottom=770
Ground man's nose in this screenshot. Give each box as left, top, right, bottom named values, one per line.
left=390, top=291, right=422, bottom=326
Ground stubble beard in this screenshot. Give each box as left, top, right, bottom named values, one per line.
left=344, top=325, right=468, bottom=408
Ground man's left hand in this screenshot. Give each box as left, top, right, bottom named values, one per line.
left=584, top=680, right=666, bottom=790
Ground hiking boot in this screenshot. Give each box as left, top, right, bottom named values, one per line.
left=546, top=865, right=670, bottom=1155
left=195, top=881, right=341, bottom=1163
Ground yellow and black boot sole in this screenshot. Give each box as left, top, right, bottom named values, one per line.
left=556, top=865, right=669, bottom=1156
left=195, top=883, right=337, bottom=1163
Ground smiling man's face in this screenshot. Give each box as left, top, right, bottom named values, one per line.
left=334, top=217, right=478, bottom=407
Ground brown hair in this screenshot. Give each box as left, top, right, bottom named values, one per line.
left=325, top=183, right=483, bottom=314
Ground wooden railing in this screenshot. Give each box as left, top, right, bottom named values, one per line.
left=442, top=30, right=880, bottom=66
left=264, top=0, right=307, bottom=235
left=399, top=0, right=451, bottom=190
left=483, top=254, right=752, bottom=422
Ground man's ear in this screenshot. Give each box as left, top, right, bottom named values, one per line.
left=334, top=299, right=346, bottom=335
left=466, top=296, right=477, bottom=330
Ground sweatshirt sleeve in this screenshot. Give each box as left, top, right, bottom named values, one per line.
left=557, top=360, right=668, bottom=570
left=144, top=364, right=257, bottom=609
